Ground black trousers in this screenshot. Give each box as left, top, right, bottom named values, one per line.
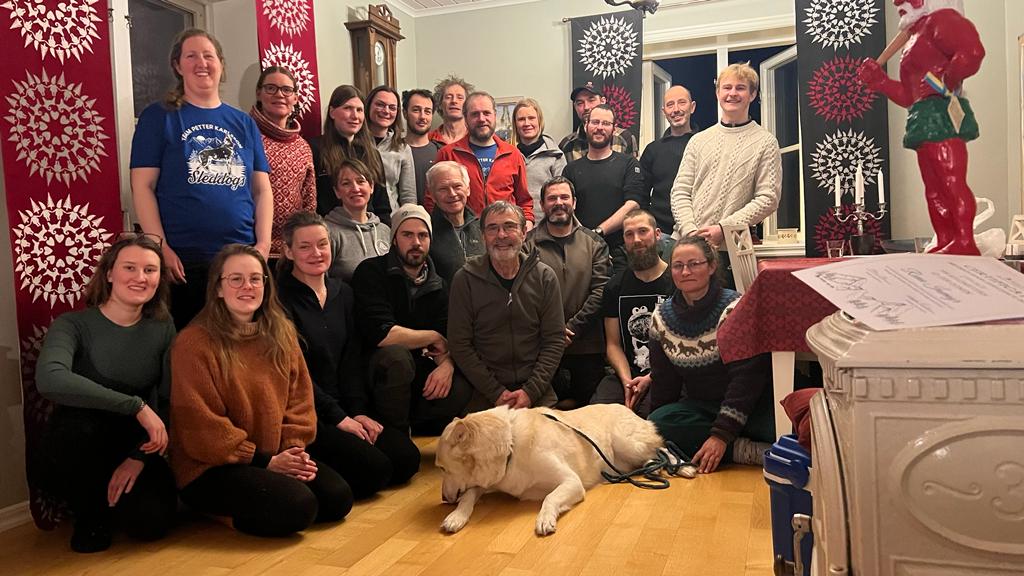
left=552, top=353, right=607, bottom=406
left=307, top=419, right=420, bottom=499
left=180, top=459, right=352, bottom=537
left=369, top=346, right=473, bottom=435
left=169, top=262, right=211, bottom=331
left=45, top=406, right=177, bottom=540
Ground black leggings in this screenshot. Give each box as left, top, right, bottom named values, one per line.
left=307, top=420, right=420, bottom=500
left=180, top=460, right=352, bottom=537
left=45, top=406, right=177, bottom=540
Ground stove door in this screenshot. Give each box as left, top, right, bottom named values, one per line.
left=809, top=391, right=849, bottom=576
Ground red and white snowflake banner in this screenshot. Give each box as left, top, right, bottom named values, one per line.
left=0, top=0, right=122, bottom=527
left=255, top=0, right=322, bottom=139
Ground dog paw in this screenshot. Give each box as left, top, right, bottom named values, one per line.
left=535, top=511, right=558, bottom=536
left=441, top=510, right=469, bottom=533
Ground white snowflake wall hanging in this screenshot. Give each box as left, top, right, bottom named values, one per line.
left=261, top=43, right=317, bottom=117
left=262, top=0, right=310, bottom=37
left=13, top=195, right=111, bottom=308
left=4, top=69, right=109, bottom=186
left=577, top=16, right=638, bottom=79
left=809, top=128, right=882, bottom=198
left=803, top=0, right=880, bottom=51
left=1, top=0, right=102, bottom=63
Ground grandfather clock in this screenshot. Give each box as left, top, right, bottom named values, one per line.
left=345, top=4, right=403, bottom=94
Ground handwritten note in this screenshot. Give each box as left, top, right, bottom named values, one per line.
left=793, top=254, right=1024, bottom=331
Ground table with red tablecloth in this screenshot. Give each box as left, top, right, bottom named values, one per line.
left=718, top=257, right=840, bottom=435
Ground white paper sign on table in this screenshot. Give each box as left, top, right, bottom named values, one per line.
left=792, top=254, right=1024, bottom=331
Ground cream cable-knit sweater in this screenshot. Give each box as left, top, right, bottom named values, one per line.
left=669, top=121, right=781, bottom=238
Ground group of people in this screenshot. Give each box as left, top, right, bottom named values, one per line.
left=35, top=26, right=783, bottom=553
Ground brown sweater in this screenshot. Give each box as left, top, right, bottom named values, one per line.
left=169, top=323, right=315, bottom=488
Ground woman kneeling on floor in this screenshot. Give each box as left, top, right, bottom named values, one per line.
left=276, top=211, right=420, bottom=499
left=36, top=233, right=178, bottom=553
left=170, top=244, right=352, bottom=536
left=648, top=236, right=774, bottom=474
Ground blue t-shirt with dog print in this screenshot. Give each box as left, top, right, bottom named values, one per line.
left=130, top=102, right=269, bottom=263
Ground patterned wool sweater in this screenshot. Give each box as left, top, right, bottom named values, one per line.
left=648, top=283, right=769, bottom=443
left=251, top=107, right=316, bottom=259
left=669, top=120, right=781, bottom=238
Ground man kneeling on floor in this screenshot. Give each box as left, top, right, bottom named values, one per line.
left=352, top=204, right=472, bottom=435
left=448, top=201, right=566, bottom=411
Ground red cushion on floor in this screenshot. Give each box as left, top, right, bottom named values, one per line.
left=780, top=388, right=820, bottom=451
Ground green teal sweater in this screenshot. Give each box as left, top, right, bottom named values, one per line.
left=36, top=307, right=176, bottom=416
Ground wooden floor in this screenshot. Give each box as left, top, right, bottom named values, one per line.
left=0, top=437, right=775, bottom=576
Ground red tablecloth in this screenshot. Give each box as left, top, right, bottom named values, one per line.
left=719, top=258, right=840, bottom=363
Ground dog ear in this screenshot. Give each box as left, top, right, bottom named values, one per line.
left=449, top=419, right=473, bottom=445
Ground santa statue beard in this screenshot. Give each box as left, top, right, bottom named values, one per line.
left=898, top=0, right=964, bottom=30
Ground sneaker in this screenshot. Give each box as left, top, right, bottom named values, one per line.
left=70, top=520, right=112, bottom=553
left=732, top=437, right=771, bottom=467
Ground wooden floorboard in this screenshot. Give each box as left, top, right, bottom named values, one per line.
left=0, top=437, right=775, bottom=576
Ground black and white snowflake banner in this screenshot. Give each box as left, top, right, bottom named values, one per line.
left=797, top=0, right=891, bottom=256
left=255, top=0, right=321, bottom=139
left=569, top=10, right=642, bottom=143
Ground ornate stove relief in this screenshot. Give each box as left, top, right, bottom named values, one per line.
left=889, top=418, right=1024, bottom=555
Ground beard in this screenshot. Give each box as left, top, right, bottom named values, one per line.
left=401, top=248, right=426, bottom=268
left=488, top=242, right=521, bottom=264
left=407, top=121, right=430, bottom=136
left=587, top=133, right=611, bottom=149
left=899, top=0, right=962, bottom=29
left=546, top=207, right=573, bottom=225
left=471, top=125, right=494, bottom=142
left=626, top=242, right=660, bottom=271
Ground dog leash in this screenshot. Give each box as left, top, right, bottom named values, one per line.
left=541, top=413, right=697, bottom=489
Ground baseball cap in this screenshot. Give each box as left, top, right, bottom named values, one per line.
left=570, top=81, right=603, bottom=101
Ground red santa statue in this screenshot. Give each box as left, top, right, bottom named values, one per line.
left=858, top=0, right=985, bottom=255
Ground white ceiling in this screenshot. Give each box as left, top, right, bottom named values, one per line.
left=385, top=0, right=544, bottom=18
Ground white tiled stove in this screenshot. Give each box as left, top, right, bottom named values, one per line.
left=805, top=312, right=1024, bottom=575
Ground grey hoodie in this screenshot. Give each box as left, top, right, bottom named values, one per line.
left=325, top=207, right=391, bottom=282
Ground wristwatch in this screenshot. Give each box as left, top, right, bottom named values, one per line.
left=593, top=226, right=604, bottom=236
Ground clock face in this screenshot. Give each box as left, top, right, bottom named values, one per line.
left=374, top=41, right=385, bottom=66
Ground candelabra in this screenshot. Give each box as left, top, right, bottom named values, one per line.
left=833, top=201, right=887, bottom=255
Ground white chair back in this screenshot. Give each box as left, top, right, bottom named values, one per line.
left=722, top=224, right=757, bottom=294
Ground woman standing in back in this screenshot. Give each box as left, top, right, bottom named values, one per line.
left=249, top=66, right=316, bottom=268
left=130, top=28, right=272, bottom=329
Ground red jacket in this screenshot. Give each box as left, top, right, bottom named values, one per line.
left=427, top=135, right=534, bottom=222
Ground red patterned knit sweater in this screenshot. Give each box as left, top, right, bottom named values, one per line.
left=251, top=107, right=316, bottom=259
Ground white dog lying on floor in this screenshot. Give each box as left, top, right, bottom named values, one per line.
left=436, top=403, right=664, bottom=535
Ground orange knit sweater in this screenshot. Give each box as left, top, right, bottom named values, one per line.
left=169, top=324, right=315, bottom=488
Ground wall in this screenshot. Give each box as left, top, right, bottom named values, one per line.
left=1006, top=1, right=1023, bottom=218
left=412, top=0, right=793, bottom=142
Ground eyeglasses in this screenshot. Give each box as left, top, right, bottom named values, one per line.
left=372, top=101, right=398, bottom=112
left=220, top=273, right=268, bottom=289
left=588, top=120, right=614, bottom=128
left=115, top=231, right=163, bottom=247
left=671, top=260, right=709, bottom=272
left=260, top=84, right=296, bottom=96
left=483, top=222, right=523, bottom=235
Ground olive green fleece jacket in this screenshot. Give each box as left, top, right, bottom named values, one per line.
left=447, top=250, right=564, bottom=407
